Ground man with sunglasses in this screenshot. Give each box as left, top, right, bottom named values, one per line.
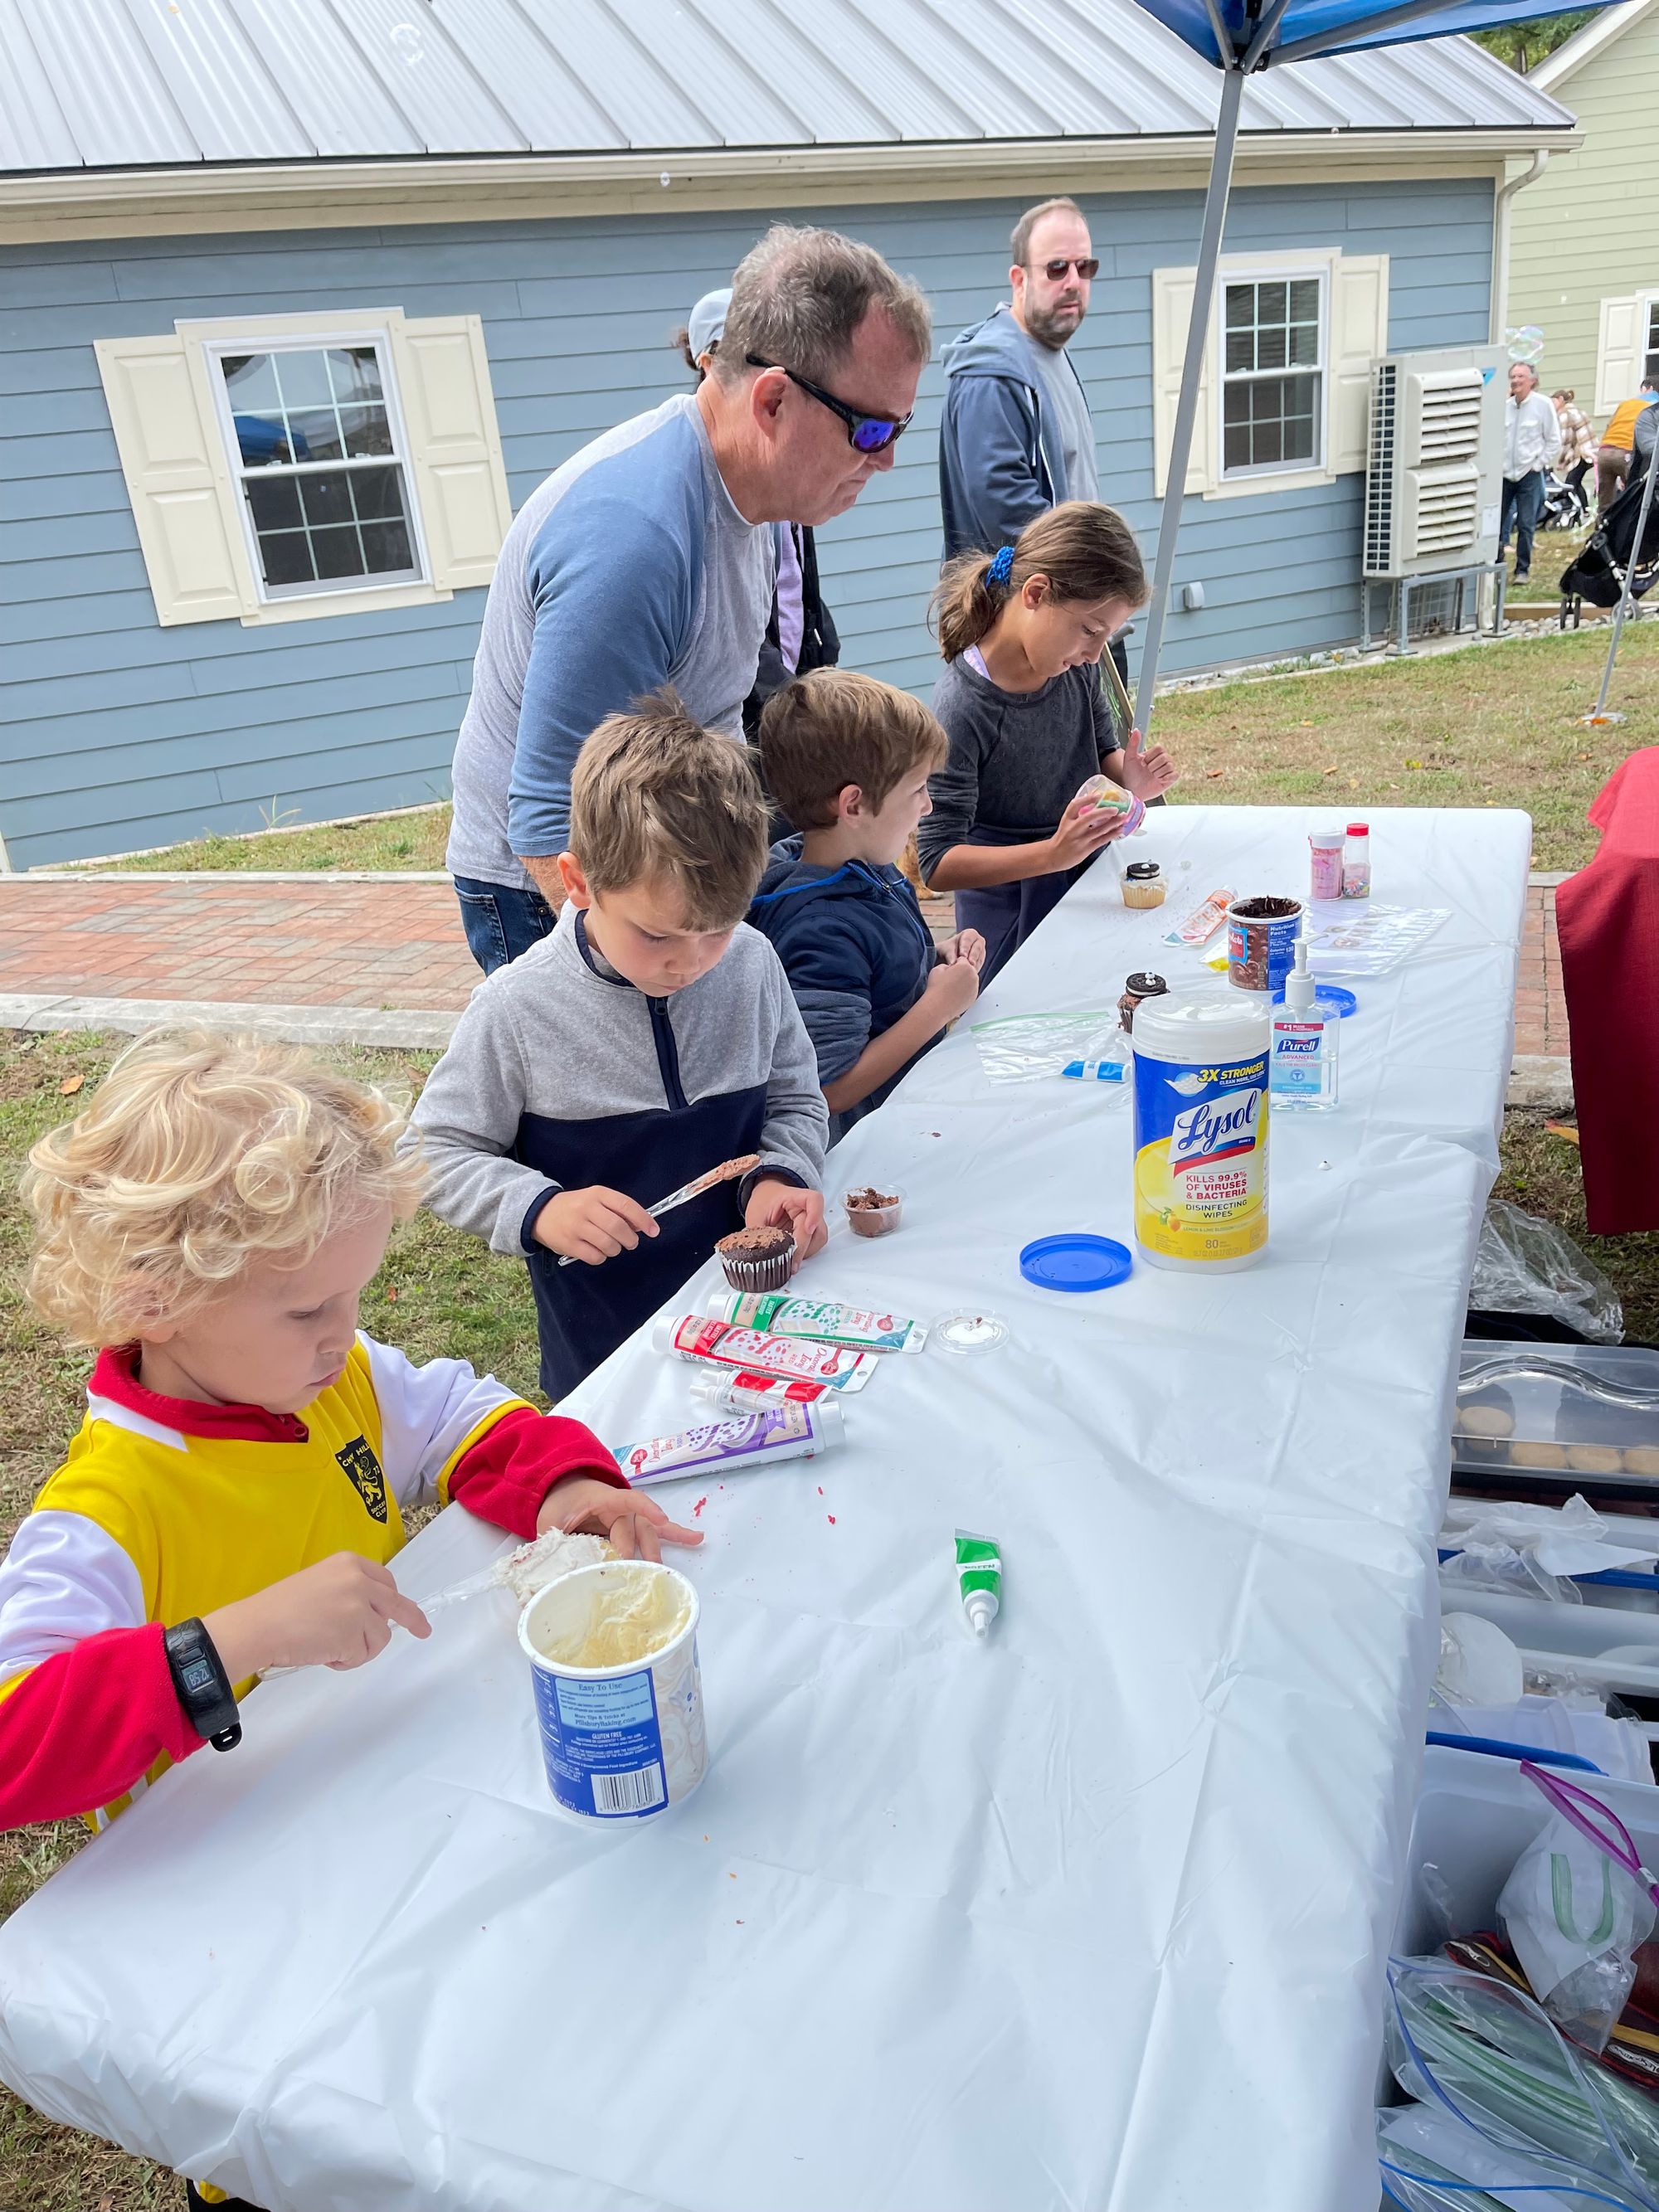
left=940, top=197, right=1102, bottom=564
left=446, top=223, right=929, bottom=972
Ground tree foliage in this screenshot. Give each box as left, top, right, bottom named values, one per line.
left=1471, top=10, right=1595, bottom=70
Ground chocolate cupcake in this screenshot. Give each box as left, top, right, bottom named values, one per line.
left=715, top=1224, right=795, bottom=1292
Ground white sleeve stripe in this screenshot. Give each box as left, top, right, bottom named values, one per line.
left=0, top=1511, right=147, bottom=1686
left=358, top=1333, right=522, bottom=1512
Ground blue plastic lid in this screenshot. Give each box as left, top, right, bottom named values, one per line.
left=1019, top=1233, right=1133, bottom=1293
left=1271, top=981, right=1359, bottom=1018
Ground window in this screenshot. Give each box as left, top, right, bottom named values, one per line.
left=95, top=309, right=513, bottom=630
left=1151, top=251, right=1387, bottom=502
left=211, top=342, right=426, bottom=600
left=1220, top=275, right=1326, bottom=478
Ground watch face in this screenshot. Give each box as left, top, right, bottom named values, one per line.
left=181, top=1655, right=216, bottom=1695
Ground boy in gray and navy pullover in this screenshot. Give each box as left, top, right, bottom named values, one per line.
left=749, top=673, right=985, bottom=1143
left=411, top=699, right=828, bottom=1401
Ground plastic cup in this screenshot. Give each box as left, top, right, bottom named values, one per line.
left=843, top=1185, right=904, bottom=1238
left=519, top=1561, right=705, bottom=1824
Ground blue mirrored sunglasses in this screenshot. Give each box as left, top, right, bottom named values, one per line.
left=747, top=355, right=912, bottom=454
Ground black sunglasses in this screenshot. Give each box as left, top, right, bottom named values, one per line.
left=1039, top=256, right=1100, bottom=281
left=746, top=355, right=912, bottom=454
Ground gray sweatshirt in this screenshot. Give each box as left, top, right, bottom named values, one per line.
left=407, top=907, right=827, bottom=1395
left=916, top=655, right=1123, bottom=878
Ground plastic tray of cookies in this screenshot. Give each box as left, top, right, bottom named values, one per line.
left=1452, top=1339, right=1659, bottom=1509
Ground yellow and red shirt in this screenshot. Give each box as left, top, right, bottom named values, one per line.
left=0, top=1336, right=622, bottom=1831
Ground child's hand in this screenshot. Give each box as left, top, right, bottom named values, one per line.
left=1047, top=793, right=1130, bottom=871
left=924, top=955, right=980, bottom=1022
left=533, top=1185, right=659, bottom=1266
left=1119, top=726, right=1177, bottom=800
left=944, top=929, right=987, bottom=972
left=538, top=1475, right=703, bottom=1560
left=746, top=1176, right=827, bottom=1270
left=202, top=1553, right=431, bottom=1680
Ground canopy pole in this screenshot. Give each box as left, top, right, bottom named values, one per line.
left=1588, top=445, right=1659, bottom=721
left=1134, top=61, right=1246, bottom=737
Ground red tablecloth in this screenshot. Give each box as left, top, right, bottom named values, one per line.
left=1555, top=746, right=1659, bottom=1234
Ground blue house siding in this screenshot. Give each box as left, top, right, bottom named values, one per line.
left=0, top=176, right=1492, bottom=870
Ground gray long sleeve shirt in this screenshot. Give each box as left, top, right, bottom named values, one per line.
left=916, top=654, right=1123, bottom=879
left=407, top=907, right=827, bottom=1394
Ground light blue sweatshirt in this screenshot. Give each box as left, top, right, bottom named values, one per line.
left=447, top=393, right=774, bottom=891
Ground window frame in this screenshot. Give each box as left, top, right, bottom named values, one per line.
left=201, top=323, right=435, bottom=610
left=1215, top=265, right=1331, bottom=484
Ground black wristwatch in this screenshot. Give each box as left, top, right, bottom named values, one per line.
left=163, top=1618, right=242, bottom=1752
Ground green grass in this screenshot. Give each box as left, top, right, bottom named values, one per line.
left=63, top=618, right=1659, bottom=882
left=1156, top=618, right=1659, bottom=870
left=61, top=805, right=450, bottom=875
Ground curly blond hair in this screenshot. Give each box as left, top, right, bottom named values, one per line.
left=22, top=1031, right=427, bottom=1351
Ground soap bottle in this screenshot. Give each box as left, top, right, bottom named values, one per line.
left=1270, top=936, right=1338, bottom=1112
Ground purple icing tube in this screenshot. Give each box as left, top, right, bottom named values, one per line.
left=607, top=1399, right=844, bottom=1486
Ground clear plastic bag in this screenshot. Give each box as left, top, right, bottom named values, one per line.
left=1386, top=1957, right=1659, bottom=2209
left=1378, top=2102, right=1604, bottom=2212
left=969, top=1010, right=1129, bottom=1086
left=1472, top=1200, right=1624, bottom=1344
left=1500, top=1813, right=1658, bottom=2051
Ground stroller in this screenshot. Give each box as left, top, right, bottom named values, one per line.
left=1559, top=454, right=1659, bottom=610
left=1540, top=464, right=1590, bottom=531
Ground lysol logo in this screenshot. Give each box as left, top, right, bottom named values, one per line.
left=1170, top=1087, right=1260, bottom=1174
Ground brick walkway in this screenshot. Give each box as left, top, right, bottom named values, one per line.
left=0, top=871, right=1569, bottom=1062
left=0, top=877, right=479, bottom=1011
left=1515, top=880, right=1568, bottom=1058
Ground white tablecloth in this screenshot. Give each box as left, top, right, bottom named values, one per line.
left=0, top=806, right=1530, bottom=2212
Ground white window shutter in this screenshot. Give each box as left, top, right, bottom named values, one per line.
left=95, top=334, right=251, bottom=626
left=1596, top=296, right=1642, bottom=415
left=1329, top=254, right=1389, bottom=474
left=392, top=315, right=513, bottom=591
left=1151, top=265, right=1212, bottom=498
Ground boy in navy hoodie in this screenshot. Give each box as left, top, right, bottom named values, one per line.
left=751, top=671, right=985, bottom=1140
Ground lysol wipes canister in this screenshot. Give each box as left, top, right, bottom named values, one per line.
left=1131, top=993, right=1270, bottom=1273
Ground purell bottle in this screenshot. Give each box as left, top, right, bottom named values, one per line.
left=1270, top=935, right=1339, bottom=1113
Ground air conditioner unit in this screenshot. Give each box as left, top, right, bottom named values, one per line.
left=1363, top=347, right=1506, bottom=580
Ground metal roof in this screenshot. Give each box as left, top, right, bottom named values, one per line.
left=0, top=0, right=1572, bottom=174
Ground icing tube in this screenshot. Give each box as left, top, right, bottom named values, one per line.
left=689, top=1370, right=833, bottom=1412
left=955, top=1529, right=1001, bottom=1639
left=651, top=1314, right=877, bottom=1393
left=609, top=1399, right=844, bottom=1485
left=703, top=1291, right=927, bottom=1354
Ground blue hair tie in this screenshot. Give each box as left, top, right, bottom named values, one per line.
left=987, top=545, right=1014, bottom=587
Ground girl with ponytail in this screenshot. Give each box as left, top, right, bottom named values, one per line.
left=917, top=500, right=1176, bottom=982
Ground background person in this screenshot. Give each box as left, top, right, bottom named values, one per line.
left=446, top=226, right=929, bottom=974
left=1552, top=388, right=1595, bottom=506
left=1595, top=367, right=1659, bottom=511
left=671, top=288, right=841, bottom=737
left=1500, top=362, right=1561, bottom=586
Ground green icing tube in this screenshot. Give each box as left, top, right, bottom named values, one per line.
left=955, top=1529, right=1001, bottom=1639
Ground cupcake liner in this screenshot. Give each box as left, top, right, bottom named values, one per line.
left=718, top=1240, right=795, bottom=1292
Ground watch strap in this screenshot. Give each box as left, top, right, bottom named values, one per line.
left=163, top=1617, right=241, bottom=1751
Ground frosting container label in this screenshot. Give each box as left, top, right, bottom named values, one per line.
left=719, top=1294, right=920, bottom=1354
left=610, top=1403, right=820, bottom=1483
left=664, top=1315, right=874, bottom=1392
left=1133, top=1051, right=1269, bottom=1263
left=523, top=1565, right=706, bottom=1823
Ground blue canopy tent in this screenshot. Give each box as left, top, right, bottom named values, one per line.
left=1131, top=0, right=1619, bottom=731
